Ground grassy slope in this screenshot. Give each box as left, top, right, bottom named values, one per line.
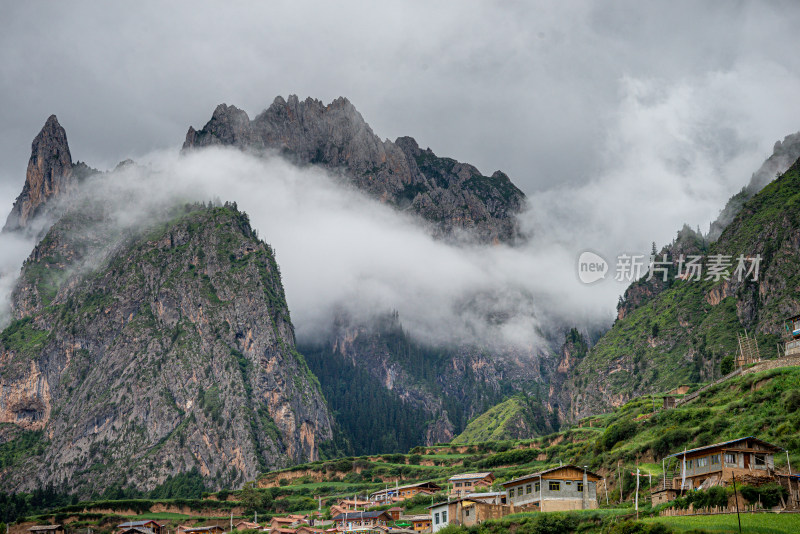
left=569, top=161, right=800, bottom=402
left=643, top=513, right=800, bottom=534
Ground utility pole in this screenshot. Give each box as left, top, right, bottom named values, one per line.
left=787, top=450, right=793, bottom=475
left=617, top=460, right=623, bottom=504
left=603, top=478, right=608, bottom=506
left=634, top=466, right=640, bottom=520
left=732, top=474, right=742, bottom=534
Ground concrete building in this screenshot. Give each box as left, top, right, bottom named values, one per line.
left=501, top=465, right=601, bottom=512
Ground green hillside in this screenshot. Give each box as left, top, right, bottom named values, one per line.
left=565, top=160, right=800, bottom=413
left=452, top=393, right=556, bottom=443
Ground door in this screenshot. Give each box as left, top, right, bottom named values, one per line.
left=743, top=454, right=750, bottom=469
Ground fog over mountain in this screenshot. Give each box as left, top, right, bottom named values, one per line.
left=2, top=2, right=800, bottom=345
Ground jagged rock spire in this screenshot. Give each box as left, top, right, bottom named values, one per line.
left=3, top=115, right=74, bottom=232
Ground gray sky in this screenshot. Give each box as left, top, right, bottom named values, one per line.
left=2, top=1, right=800, bottom=335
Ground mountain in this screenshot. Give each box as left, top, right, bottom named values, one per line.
left=183, top=96, right=526, bottom=243
left=182, top=96, right=550, bottom=448
left=3, top=115, right=74, bottom=233
left=0, top=196, right=336, bottom=494
left=559, top=156, right=800, bottom=418
left=300, top=312, right=551, bottom=452
left=708, top=131, right=800, bottom=241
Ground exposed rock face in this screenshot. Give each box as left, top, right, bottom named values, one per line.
left=3, top=116, right=74, bottom=232
left=320, top=311, right=547, bottom=445
left=183, top=96, right=526, bottom=243
left=0, top=204, right=335, bottom=494
left=708, top=131, right=800, bottom=241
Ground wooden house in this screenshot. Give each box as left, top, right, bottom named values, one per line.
left=180, top=526, right=225, bottom=534
left=501, top=465, right=601, bottom=512
left=399, top=514, right=431, bottom=532
left=448, top=472, right=495, bottom=497
left=29, top=526, right=64, bottom=534
left=664, top=436, right=782, bottom=491
left=270, top=517, right=301, bottom=530
left=428, top=497, right=509, bottom=532
left=785, top=314, right=800, bottom=356
left=331, top=511, right=392, bottom=530
left=369, top=482, right=441, bottom=504
left=387, top=507, right=403, bottom=520
left=117, top=521, right=163, bottom=534
left=234, top=521, right=261, bottom=531
left=336, top=498, right=370, bottom=510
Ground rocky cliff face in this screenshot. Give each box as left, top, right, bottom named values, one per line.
left=3, top=116, right=75, bottom=232
left=0, top=204, right=335, bottom=494
left=708, top=131, right=800, bottom=241
left=307, top=311, right=550, bottom=447
left=183, top=96, right=526, bottom=243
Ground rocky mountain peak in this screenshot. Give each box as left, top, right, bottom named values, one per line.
left=3, top=115, right=74, bottom=232
left=183, top=95, right=526, bottom=243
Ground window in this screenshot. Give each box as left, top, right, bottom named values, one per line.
left=434, top=513, right=440, bottom=525
left=549, top=481, right=561, bottom=491
left=441, top=511, right=447, bottom=523
left=725, top=453, right=737, bottom=464
left=697, top=457, right=708, bottom=467
left=577, top=482, right=584, bottom=492
left=508, top=488, right=515, bottom=498
left=526, top=484, right=532, bottom=494
left=755, top=454, right=766, bottom=467
left=455, top=482, right=462, bottom=487
left=535, top=482, right=540, bottom=493
left=686, top=459, right=693, bottom=469
left=711, top=454, right=720, bottom=465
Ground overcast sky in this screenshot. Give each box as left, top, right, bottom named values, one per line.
left=2, top=1, right=800, bottom=333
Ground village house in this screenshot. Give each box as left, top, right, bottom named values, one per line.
left=428, top=502, right=450, bottom=533
left=28, top=526, right=64, bottom=534
left=448, top=472, right=495, bottom=497
left=428, top=497, right=509, bottom=531
left=386, top=507, right=403, bottom=520
left=117, top=521, right=163, bottom=534
left=295, top=526, right=325, bottom=534
left=400, top=515, right=431, bottom=532
left=369, top=482, right=441, bottom=504
left=270, top=517, right=302, bottom=530
left=501, top=465, right=601, bottom=512
left=336, top=498, right=370, bottom=511
left=785, top=314, right=800, bottom=356
left=179, top=526, right=225, bottom=534
left=233, top=521, right=261, bottom=531
left=659, top=436, right=782, bottom=496
left=331, top=511, right=393, bottom=530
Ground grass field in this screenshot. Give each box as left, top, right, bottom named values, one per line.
left=643, top=512, right=800, bottom=533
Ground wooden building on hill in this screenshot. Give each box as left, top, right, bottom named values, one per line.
left=501, top=465, right=601, bottom=512
left=331, top=511, right=392, bottom=530
left=665, top=436, right=781, bottom=491
left=369, top=482, right=441, bottom=504
left=785, top=314, right=800, bottom=356
left=117, top=521, right=163, bottom=534
left=29, top=526, right=64, bottom=534
left=448, top=472, right=495, bottom=497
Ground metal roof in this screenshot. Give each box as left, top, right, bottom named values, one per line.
left=501, top=464, right=601, bottom=487
left=28, top=527, right=61, bottom=532
left=332, top=512, right=390, bottom=520
left=448, top=472, right=493, bottom=481
left=665, top=436, right=784, bottom=458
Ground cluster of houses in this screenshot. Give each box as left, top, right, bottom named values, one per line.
left=42, top=434, right=789, bottom=534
